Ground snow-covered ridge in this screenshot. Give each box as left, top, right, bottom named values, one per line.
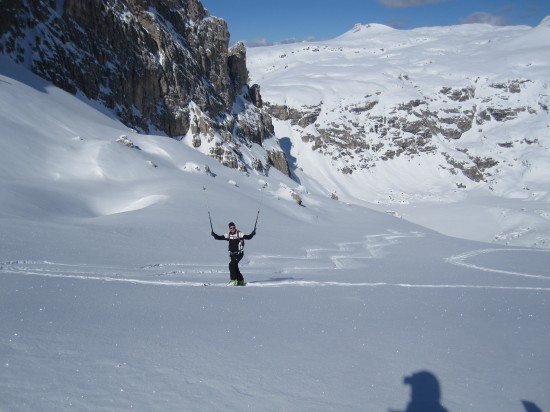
left=248, top=18, right=550, bottom=248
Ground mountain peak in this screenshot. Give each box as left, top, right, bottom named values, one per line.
left=248, top=20, right=550, bottom=247
left=338, top=22, right=395, bottom=39
left=537, top=15, right=550, bottom=27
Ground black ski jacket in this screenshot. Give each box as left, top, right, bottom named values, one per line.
left=212, top=229, right=255, bottom=254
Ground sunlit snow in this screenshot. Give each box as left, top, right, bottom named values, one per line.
left=1, top=19, right=549, bottom=411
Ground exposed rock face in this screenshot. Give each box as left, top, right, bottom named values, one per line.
left=267, top=150, right=291, bottom=176
left=228, top=42, right=249, bottom=96
left=248, top=84, right=263, bottom=108
left=266, top=80, right=545, bottom=182
left=265, top=103, right=321, bottom=127
left=0, top=0, right=290, bottom=176
left=248, top=22, right=550, bottom=192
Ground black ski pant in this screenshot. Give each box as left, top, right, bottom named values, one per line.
left=229, top=252, right=244, bottom=281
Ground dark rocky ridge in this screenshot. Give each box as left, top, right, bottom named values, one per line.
left=0, top=0, right=290, bottom=176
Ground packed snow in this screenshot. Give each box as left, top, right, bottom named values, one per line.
left=1, top=24, right=549, bottom=412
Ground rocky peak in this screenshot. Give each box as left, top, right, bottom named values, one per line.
left=228, top=42, right=249, bottom=99
left=1, top=0, right=290, bottom=176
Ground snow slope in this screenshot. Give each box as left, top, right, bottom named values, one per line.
left=247, top=19, right=550, bottom=249
left=1, top=55, right=549, bottom=411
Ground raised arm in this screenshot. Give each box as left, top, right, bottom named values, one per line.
left=211, top=232, right=226, bottom=240
left=243, top=229, right=256, bottom=240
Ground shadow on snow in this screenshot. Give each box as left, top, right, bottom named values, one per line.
left=389, top=370, right=544, bottom=412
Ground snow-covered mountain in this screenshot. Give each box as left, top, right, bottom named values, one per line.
left=2, top=1, right=549, bottom=247
left=1, top=51, right=549, bottom=412
left=248, top=18, right=550, bottom=248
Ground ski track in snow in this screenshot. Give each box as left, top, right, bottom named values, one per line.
left=1, top=232, right=549, bottom=291
left=445, top=248, right=550, bottom=280
left=1, top=264, right=549, bottom=290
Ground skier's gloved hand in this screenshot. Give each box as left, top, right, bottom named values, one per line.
left=251, top=229, right=256, bottom=236
left=211, top=231, right=216, bottom=237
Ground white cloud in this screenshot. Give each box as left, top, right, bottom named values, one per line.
left=244, top=38, right=274, bottom=48
left=459, top=12, right=509, bottom=26
left=244, top=36, right=317, bottom=48
left=377, top=0, right=447, bottom=8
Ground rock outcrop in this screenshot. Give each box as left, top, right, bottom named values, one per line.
left=248, top=21, right=550, bottom=192
left=263, top=76, right=545, bottom=183
left=0, top=0, right=290, bottom=176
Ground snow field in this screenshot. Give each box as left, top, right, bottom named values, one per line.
left=1, top=23, right=550, bottom=411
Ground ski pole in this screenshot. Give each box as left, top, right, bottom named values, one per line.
left=203, top=186, right=214, bottom=232
left=254, top=187, right=265, bottom=231
left=254, top=209, right=260, bottom=231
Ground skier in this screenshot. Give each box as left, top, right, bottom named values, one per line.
left=212, top=222, right=256, bottom=286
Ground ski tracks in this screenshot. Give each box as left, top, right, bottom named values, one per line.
left=445, top=248, right=550, bottom=280
left=1, top=231, right=550, bottom=291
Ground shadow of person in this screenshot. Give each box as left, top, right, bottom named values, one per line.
left=522, top=400, right=543, bottom=412
left=390, top=370, right=449, bottom=412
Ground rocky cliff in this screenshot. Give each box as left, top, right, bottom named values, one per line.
left=248, top=21, right=550, bottom=194
left=0, top=0, right=289, bottom=176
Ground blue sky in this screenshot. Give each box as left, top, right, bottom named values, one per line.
left=201, top=0, right=550, bottom=46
